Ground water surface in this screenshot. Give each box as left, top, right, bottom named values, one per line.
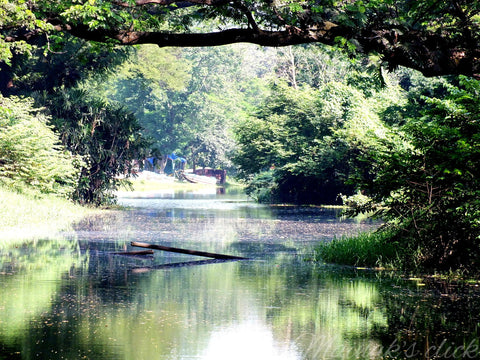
left=1, top=189, right=480, bottom=359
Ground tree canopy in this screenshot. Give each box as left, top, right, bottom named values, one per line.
left=101, top=44, right=273, bottom=172
left=1, top=0, right=480, bottom=79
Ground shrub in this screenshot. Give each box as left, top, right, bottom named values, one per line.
left=244, top=170, right=278, bottom=203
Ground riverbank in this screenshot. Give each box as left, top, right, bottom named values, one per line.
left=0, top=187, right=101, bottom=240
left=119, top=171, right=243, bottom=194
left=125, top=172, right=216, bottom=192
left=0, top=171, right=239, bottom=240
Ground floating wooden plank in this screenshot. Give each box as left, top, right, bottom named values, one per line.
left=113, top=250, right=154, bottom=256
left=131, top=241, right=247, bottom=260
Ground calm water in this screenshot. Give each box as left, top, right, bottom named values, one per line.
left=1, top=188, right=480, bottom=360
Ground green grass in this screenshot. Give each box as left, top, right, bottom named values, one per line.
left=313, top=230, right=401, bottom=269
left=0, top=187, right=100, bottom=240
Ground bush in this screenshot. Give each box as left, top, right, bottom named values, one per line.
left=244, top=170, right=278, bottom=203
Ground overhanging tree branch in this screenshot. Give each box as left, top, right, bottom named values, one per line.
left=59, top=21, right=342, bottom=47
left=2, top=0, right=480, bottom=79
left=114, top=0, right=230, bottom=6
left=59, top=21, right=480, bottom=79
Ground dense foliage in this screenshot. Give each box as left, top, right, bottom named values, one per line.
left=0, top=33, right=147, bottom=205
left=351, top=76, right=480, bottom=271
left=0, top=95, right=79, bottom=197
left=233, top=49, right=401, bottom=204
left=101, top=45, right=271, bottom=172
left=101, top=43, right=365, bottom=180
left=234, top=81, right=357, bottom=203
left=315, top=74, right=480, bottom=272
left=38, top=89, right=149, bottom=205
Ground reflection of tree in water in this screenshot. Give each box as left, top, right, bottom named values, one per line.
left=375, top=280, right=480, bottom=359
left=235, top=261, right=389, bottom=359
left=4, top=236, right=480, bottom=360
left=0, top=238, right=84, bottom=355
left=6, top=203, right=480, bottom=359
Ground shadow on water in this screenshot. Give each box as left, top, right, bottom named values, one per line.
left=1, top=189, right=480, bottom=359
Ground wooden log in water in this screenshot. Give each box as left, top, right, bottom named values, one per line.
left=131, top=241, right=246, bottom=260
left=113, top=250, right=154, bottom=256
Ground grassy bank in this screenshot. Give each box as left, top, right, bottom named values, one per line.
left=313, top=230, right=401, bottom=270
left=0, top=187, right=100, bottom=240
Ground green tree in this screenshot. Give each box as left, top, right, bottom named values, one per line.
left=98, top=45, right=192, bottom=169
left=234, top=79, right=392, bottom=204
left=273, top=44, right=351, bottom=89
left=104, top=44, right=272, bottom=171
left=354, top=76, right=480, bottom=271
left=39, top=89, right=149, bottom=205
left=0, top=95, right=79, bottom=197
left=180, top=46, right=259, bottom=171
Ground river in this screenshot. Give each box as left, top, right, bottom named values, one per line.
left=1, top=187, right=480, bottom=359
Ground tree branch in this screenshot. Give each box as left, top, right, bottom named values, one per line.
left=113, top=0, right=230, bottom=6
left=234, top=0, right=260, bottom=32
left=64, top=23, right=342, bottom=47
left=63, top=20, right=480, bottom=78
left=6, top=12, right=480, bottom=79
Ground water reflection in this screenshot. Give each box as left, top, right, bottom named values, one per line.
left=1, top=190, right=480, bottom=359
